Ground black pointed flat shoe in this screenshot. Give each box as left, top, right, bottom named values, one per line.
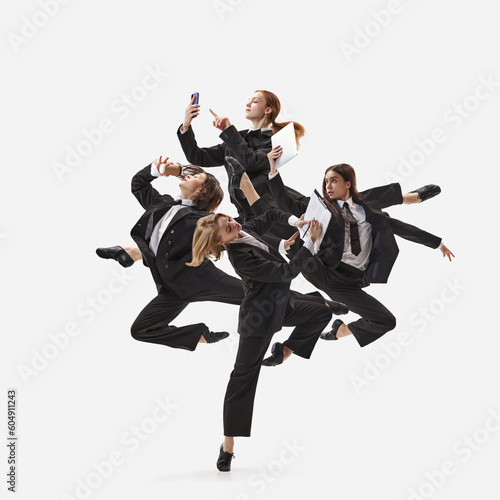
left=410, top=184, right=441, bottom=202
left=321, top=319, right=344, bottom=341
left=217, top=444, right=235, bottom=472
left=96, top=246, right=134, bottom=268
left=225, top=156, right=246, bottom=190
left=202, top=329, right=230, bottom=344
left=262, top=342, right=284, bottom=367
left=325, top=300, right=349, bottom=315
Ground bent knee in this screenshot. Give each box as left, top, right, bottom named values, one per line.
left=383, top=313, right=397, bottom=332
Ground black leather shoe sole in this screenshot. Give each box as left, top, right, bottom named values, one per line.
left=411, top=184, right=441, bottom=202
left=96, top=246, right=134, bottom=268
left=325, top=300, right=349, bottom=315
left=203, top=330, right=230, bottom=344
left=226, top=156, right=245, bottom=190
left=262, top=342, right=284, bottom=366
left=321, top=319, right=344, bottom=341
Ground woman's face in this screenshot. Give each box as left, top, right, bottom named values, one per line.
left=245, top=92, right=271, bottom=121
left=179, top=172, right=207, bottom=196
left=217, top=216, right=241, bottom=244
left=324, top=170, right=351, bottom=202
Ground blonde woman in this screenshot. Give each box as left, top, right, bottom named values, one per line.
left=189, top=208, right=347, bottom=471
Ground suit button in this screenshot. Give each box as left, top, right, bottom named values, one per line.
left=170, top=229, right=175, bottom=234
left=165, top=264, right=169, bottom=269
left=168, top=241, right=172, bottom=245
left=165, top=252, right=169, bottom=257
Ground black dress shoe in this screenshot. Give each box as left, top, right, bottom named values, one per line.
left=203, top=329, right=230, bottom=344
left=321, top=319, right=344, bottom=341
left=217, top=444, right=235, bottom=472
left=96, top=246, right=134, bottom=268
left=410, top=184, right=441, bottom=202
left=262, top=342, right=284, bottom=367
left=325, top=300, right=349, bottom=315
left=225, top=156, right=245, bottom=190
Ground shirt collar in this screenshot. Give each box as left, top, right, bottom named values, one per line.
left=246, top=128, right=273, bottom=136
left=174, top=195, right=194, bottom=206
left=337, top=197, right=353, bottom=209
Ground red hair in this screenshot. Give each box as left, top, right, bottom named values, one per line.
left=255, top=90, right=305, bottom=148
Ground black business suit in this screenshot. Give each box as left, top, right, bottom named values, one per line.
left=129, top=164, right=244, bottom=350
left=222, top=209, right=332, bottom=437
left=177, top=125, right=304, bottom=232
left=257, top=174, right=442, bottom=347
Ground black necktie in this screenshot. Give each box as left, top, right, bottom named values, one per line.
left=343, top=202, right=361, bottom=256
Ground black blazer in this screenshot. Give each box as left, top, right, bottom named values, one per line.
left=226, top=209, right=314, bottom=338
left=317, top=197, right=441, bottom=286
left=177, top=125, right=304, bottom=220
left=271, top=175, right=442, bottom=286
left=129, top=164, right=227, bottom=298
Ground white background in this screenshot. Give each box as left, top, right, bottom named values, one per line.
left=2, top=1, right=499, bottom=499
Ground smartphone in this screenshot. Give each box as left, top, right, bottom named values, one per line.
left=191, top=92, right=199, bottom=119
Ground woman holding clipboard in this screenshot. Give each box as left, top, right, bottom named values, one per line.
left=230, top=154, right=454, bottom=348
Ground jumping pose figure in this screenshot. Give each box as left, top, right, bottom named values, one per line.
left=229, top=155, right=454, bottom=347
left=97, top=157, right=244, bottom=349
left=189, top=209, right=346, bottom=471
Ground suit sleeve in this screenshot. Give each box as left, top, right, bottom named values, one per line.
left=230, top=245, right=314, bottom=284
left=219, top=126, right=271, bottom=175
left=389, top=217, right=442, bottom=249
left=176, top=125, right=226, bottom=168
left=131, top=164, right=162, bottom=209
left=267, top=173, right=309, bottom=217
left=241, top=208, right=292, bottom=236
left=360, top=183, right=403, bottom=209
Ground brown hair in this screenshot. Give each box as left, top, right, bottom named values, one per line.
left=187, top=213, right=231, bottom=267
left=322, top=164, right=364, bottom=221
left=255, top=90, right=305, bottom=147
left=180, top=165, right=223, bottom=213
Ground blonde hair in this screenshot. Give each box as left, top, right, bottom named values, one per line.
left=187, top=213, right=230, bottom=267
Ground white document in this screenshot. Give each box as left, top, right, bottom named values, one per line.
left=299, top=190, right=334, bottom=252
left=271, top=122, right=298, bottom=169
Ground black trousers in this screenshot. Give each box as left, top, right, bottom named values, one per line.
left=130, top=274, right=244, bottom=351
left=223, top=292, right=332, bottom=437
left=302, top=259, right=396, bottom=348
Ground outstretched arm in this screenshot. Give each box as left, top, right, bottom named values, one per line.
left=389, top=217, right=454, bottom=260
left=360, top=184, right=403, bottom=209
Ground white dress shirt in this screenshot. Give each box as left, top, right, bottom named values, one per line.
left=337, top=198, right=372, bottom=271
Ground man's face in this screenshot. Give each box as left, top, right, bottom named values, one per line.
left=324, top=170, right=351, bottom=202
left=217, top=216, right=241, bottom=244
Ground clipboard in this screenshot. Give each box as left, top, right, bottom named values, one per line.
left=271, top=122, right=298, bottom=169
left=299, top=190, right=335, bottom=252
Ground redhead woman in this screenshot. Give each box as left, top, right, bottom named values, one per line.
left=177, top=90, right=306, bottom=228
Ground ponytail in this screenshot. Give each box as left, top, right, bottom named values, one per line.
left=255, top=90, right=305, bottom=148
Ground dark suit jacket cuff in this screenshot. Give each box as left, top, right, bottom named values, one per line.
left=219, top=124, right=239, bottom=143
